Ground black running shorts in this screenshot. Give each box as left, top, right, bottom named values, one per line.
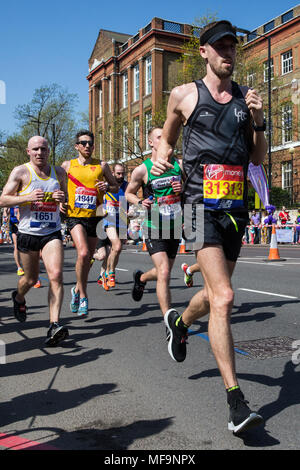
left=203, top=211, right=248, bottom=261
left=185, top=207, right=248, bottom=262
left=66, top=217, right=101, bottom=238
left=145, top=238, right=180, bottom=259
left=17, top=230, right=62, bottom=253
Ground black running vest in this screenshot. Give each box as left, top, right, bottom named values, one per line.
left=182, top=80, right=252, bottom=212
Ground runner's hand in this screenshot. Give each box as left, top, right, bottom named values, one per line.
left=95, top=180, right=108, bottom=192
left=142, top=197, right=154, bottom=209
left=245, top=89, right=264, bottom=126
left=150, top=158, right=174, bottom=176
left=30, top=189, right=45, bottom=201
left=59, top=202, right=68, bottom=214
left=171, top=179, right=182, bottom=194
left=52, top=190, right=65, bottom=203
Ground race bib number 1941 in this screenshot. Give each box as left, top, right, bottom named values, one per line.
left=203, top=164, right=244, bottom=210
left=75, top=187, right=97, bottom=210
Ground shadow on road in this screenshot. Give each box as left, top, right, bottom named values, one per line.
left=0, top=417, right=173, bottom=450
left=188, top=361, right=300, bottom=448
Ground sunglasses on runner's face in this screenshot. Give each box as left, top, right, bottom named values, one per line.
left=77, top=140, right=94, bottom=147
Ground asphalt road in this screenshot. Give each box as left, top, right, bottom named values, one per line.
left=1, top=242, right=300, bottom=452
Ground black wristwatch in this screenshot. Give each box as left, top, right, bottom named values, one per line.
left=253, top=119, right=266, bottom=132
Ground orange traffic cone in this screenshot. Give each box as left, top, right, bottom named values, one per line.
left=267, top=224, right=281, bottom=261
left=142, top=237, right=147, bottom=251
left=179, top=238, right=186, bottom=254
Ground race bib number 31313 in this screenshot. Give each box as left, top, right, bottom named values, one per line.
left=203, top=164, right=244, bottom=210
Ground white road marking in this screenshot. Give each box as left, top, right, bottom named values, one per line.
left=238, top=288, right=297, bottom=299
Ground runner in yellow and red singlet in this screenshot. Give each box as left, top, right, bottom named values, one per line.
left=61, top=130, right=118, bottom=317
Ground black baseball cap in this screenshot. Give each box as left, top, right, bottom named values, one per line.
left=200, top=20, right=238, bottom=46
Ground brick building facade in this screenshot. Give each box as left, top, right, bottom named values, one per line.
left=243, top=6, right=300, bottom=204
left=87, top=17, right=193, bottom=172
left=88, top=10, right=300, bottom=204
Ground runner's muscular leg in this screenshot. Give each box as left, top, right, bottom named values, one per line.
left=151, top=252, right=175, bottom=315
left=190, top=244, right=238, bottom=389
left=106, top=226, right=122, bottom=273
left=70, top=224, right=93, bottom=298
left=17, top=251, right=40, bottom=302
left=42, top=238, right=64, bottom=324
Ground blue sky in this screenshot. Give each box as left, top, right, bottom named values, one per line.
left=0, top=0, right=297, bottom=136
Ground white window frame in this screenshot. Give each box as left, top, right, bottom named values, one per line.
left=247, top=70, right=256, bottom=88
left=145, top=111, right=152, bottom=150
left=133, top=64, right=139, bottom=102
left=282, top=104, right=292, bottom=144
left=123, top=72, right=128, bottom=108
left=99, top=86, right=103, bottom=118
left=108, top=79, right=112, bottom=113
left=99, top=132, right=103, bottom=159
left=109, top=127, right=112, bottom=159
left=133, top=117, right=140, bottom=153
left=122, top=123, right=128, bottom=158
left=282, top=161, right=292, bottom=195
left=263, top=59, right=274, bottom=82
left=281, top=50, right=293, bottom=75
left=145, top=56, right=152, bottom=95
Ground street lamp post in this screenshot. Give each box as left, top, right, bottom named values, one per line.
left=237, top=28, right=272, bottom=202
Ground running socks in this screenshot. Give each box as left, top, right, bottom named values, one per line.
left=175, top=315, right=189, bottom=330
left=226, top=385, right=241, bottom=405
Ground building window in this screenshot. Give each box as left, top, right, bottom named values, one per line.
left=163, top=21, right=182, bottom=33
left=133, top=117, right=140, bottom=153
left=263, top=59, right=274, bottom=82
left=282, top=10, right=293, bottom=24
left=133, top=64, right=139, bottom=102
left=282, top=104, right=292, bottom=144
left=145, top=56, right=152, bottom=95
left=108, top=79, right=112, bottom=113
left=247, top=30, right=257, bottom=42
left=282, top=161, right=292, bottom=196
left=145, top=111, right=152, bottom=150
left=247, top=70, right=256, bottom=87
left=99, top=86, right=103, bottom=118
left=99, top=132, right=103, bottom=159
left=281, top=50, right=293, bottom=75
left=123, top=72, right=128, bottom=108
left=263, top=20, right=274, bottom=33
left=109, top=127, right=112, bottom=160
left=123, top=123, right=128, bottom=159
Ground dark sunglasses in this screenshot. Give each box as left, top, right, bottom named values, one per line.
left=77, top=140, right=94, bottom=147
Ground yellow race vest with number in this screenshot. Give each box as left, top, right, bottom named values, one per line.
left=67, top=159, right=104, bottom=218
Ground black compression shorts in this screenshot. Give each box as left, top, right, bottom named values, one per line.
left=17, top=230, right=62, bottom=253
left=145, top=238, right=180, bottom=259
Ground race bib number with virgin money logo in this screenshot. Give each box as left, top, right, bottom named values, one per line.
left=203, top=164, right=244, bottom=210
left=30, top=201, right=57, bottom=228
left=75, top=187, right=97, bottom=210
left=156, top=194, right=181, bottom=219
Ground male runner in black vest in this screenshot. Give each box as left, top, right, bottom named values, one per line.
left=151, top=20, right=267, bottom=434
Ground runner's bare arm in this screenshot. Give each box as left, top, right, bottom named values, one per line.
left=53, top=166, right=67, bottom=203
left=0, top=165, right=44, bottom=207
left=125, top=164, right=153, bottom=208
left=100, top=162, right=119, bottom=193
left=151, top=84, right=194, bottom=176
left=61, top=160, right=71, bottom=173
left=245, top=89, right=267, bottom=166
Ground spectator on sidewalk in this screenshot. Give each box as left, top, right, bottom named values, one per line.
left=250, top=209, right=260, bottom=244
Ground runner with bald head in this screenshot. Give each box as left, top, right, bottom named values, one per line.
left=0, top=135, right=69, bottom=346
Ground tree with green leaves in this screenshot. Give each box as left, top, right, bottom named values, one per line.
left=14, top=83, right=79, bottom=164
